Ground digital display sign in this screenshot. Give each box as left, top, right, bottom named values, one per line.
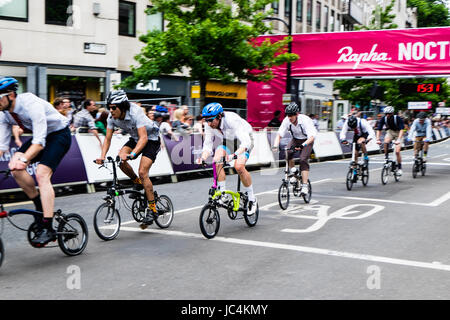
left=400, top=83, right=443, bottom=94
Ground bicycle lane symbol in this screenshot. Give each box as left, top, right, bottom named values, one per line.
left=262, top=202, right=385, bottom=233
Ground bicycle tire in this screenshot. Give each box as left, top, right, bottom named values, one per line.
left=346, top=169, right=354, bottom=191
left=0, top=237, right=4, bottom=268
left=421, top=163, right=426, bottom=176
left=57, top=213, right=89, bottom=256
left=131, top=199, right=146, bottom=223
left=394, top=169, right=401, bottom=182
left=381, top=166, right=389, bottom=185
left=199, top=204, right=220, bottom=239
left=412, top=162, right=418, bottom=179
left=303, top=180, right=312, bottom=203
left=27, top=222, right=43, bottom=248
left=93, top=203, right=121, bottom=241
left=278, top=182, right=290, bottom=210
left=154, top=195, right=174, bottom=229
left=362, top=167, right=369, bottom=186
left=244, top=202, right=259, bottom=227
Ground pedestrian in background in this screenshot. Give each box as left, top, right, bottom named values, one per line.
left=73, top=99, right=102, bottom=148
left=267, top=110, right=282, bottom=128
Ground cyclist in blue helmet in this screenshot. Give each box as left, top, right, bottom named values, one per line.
left=196, top=102, right=258, bottom=215
left=0, top=76, right=72, bottom=245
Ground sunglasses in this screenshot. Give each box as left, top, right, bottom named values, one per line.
left=108, top=105, right=117, bottom=111
left=205, top=117, right=217, bottom=122
left=0, top=92, right=11, bottom=99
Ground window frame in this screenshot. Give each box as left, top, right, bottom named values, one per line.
left=316, top=1, right=321, bottom=31
left=45, top=0, right=73, bottom=26
left=285, top=0, right=291, bottom=17
left=296, top=0, right=302, bottom=21
left=272, top=1, right=279, bottom=14
left=119, top=0, right=136, bottom=37
left=307, top=0, right=312, bottom=26
left=146, top=5, right=164, bottom=32
left=0, top=0, right=29, bottom=22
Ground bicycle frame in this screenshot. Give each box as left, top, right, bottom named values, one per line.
left=209, top=160, right=242, bottom=212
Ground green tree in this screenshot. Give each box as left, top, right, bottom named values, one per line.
left=407, top=0, right=450, bottom=27
left=355, top=0, right=398, bottom=30
left=119, top=0, right=298, bottom=107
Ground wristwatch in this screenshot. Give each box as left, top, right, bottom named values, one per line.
left=19, top=156, right=28, bottom=163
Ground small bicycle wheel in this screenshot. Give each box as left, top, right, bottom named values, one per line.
left=199, top=204, right=220, bottom=239
left=292, top=180, right=301, bottom=197
left=362, top=167, right=369, bottom=186
left=346, top=169, right=354, bottom=191
left=244, top=202, right=259, bottom=227
left=381, top=166, right=389, bottom=185
left=93, top=203, right=121, bottom=241
left=303, top=180, right=312, bottom=203
left=154, top=195, right=174, bottom=229
left=0, top=237, right=4, bottom=268
left=278, top=182, right=290, bottom=210
left=131, top=199, right=146, bottom=223
left=412, top=162, right=418, bottom=179
left=421, top=163, right=426, bottom=176
left=57, top=213, right=89, bottom=256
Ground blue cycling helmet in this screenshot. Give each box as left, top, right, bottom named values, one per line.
left=0, top=77, right=18, bottom=93
left=202, top=102, right=224, bottom=118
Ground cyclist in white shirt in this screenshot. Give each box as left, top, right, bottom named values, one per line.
left=96, top=90, right=161, bottom=229
left=196, top=103, right=257, bottom=215
left=0, top=77, right=71, bottom=245
left=407, top=112, right=432, bottom=161
left=340, top=115, right=376, bottom=166
left=272, top=102, right=317, bottom=195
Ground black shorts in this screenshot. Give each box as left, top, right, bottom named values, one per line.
left=124, top=137, right=161, bottom=162
left=18, top=127, right=72, bottom=172
left=353, top=132, right=369, bottom=151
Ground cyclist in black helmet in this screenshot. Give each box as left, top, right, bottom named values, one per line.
left=272, top=102, right=317, bottom=195
left=96, top=90, right=161, bottom=229
left=340, top=115, right=376, bottom=166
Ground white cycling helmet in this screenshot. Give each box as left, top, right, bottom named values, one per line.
left=106, top=90, right=128, bottom=105
left=384, top=106, right=394, bottom=114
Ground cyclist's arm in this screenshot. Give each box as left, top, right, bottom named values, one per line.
left=234, top=128, right=252, bottom=156
left=339, top=121, right=348, bottom=141
left=273, top=118, right=289, bottom=148
left=0, top=121, right=12, bottom=154
left=363, top=119, right=376, bottom=142
left=200, top=126, right=214, bottom=161
left=426, top=119, right=432, bottom=141
left=397, top=117, right=405, bottom=140
left=23, top=106, right=46, bottom=162
left=99, top=128, right=114, bottom=159
left=302, top=115, right=317, bottom=146
left=408, top=120, right=417, bottom=141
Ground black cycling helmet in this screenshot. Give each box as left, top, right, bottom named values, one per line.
left=285, top=102, right=299, bottom=116
left=347, top=115, right=358, bottom=129
left=106, top=90, right=130, bottom=112
left=417, top=112, right=427, bottom=119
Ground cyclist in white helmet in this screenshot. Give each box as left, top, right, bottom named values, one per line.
left=376, top=106, right=405, bottom=175
left=407, top=112, right=432, bottom=161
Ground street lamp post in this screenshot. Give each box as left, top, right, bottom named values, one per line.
left=263, top=1, right=293, bottom=95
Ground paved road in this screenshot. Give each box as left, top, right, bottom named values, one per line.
left=1, top=139, right=449, bottom=300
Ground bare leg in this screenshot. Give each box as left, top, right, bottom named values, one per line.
left=11, top=169, right=39, bottom=199
left=138, top=157, right=154, bottom=202
left=118, top=146, right=138, bottom=180
left=35, top=164, right=55, bottom=219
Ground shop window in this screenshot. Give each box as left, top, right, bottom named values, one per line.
left=0, top=0, right=28, bottom=22
left=45, top=0, right=72, bottom=26
left=119, top=0, right=136, bottom=37
left=324, top=5, right=329, bottom=32
left=146, top=6, right=163, bottom=32
left=296, top=0, right=302, bottom=21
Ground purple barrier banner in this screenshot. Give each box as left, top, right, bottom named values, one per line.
left=0, top=135, right=88, bottom=191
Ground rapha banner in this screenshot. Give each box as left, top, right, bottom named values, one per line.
left=248, top=27, right=450, bottom=128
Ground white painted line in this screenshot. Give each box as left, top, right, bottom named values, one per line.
left=431, top=154, right=449, bottom=158
left=112, top=226, right=450, bottom=272
left=428, top=191, right=450, bottom=207
left=313, top=194, right=428, bottom=206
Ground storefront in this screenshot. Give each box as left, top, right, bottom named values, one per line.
left=121, top=74, right=188, bottom=107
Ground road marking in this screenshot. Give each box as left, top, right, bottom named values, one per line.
left=428, top=191, right=450, bottom=207
left=431, top=153, right=449, bottom=158
left=108, top=226, right=450, bottom=272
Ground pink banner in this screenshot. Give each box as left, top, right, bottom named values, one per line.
left=248, top=27, right=450, bottom=128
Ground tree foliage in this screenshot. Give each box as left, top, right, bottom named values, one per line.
left=355, top=0, right=398, bottom=30
left=119, top=0, right=299, bottom=106
left=407, top=0, right=450, bottom=27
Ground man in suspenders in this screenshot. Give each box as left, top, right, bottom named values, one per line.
left=272, top=103, right=317, bottom=195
